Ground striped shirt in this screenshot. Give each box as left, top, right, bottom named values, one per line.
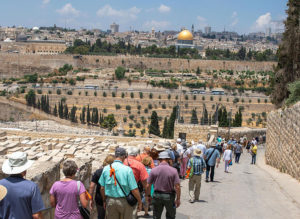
left=187, top=156, right=206, bottom=175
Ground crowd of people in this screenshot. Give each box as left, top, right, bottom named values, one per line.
left=0, top=135, right=261, bottom=219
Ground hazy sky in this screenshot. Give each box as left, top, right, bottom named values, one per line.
left=0, top=0, right=287, bottom=33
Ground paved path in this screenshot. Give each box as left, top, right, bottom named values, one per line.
left=138, top=147, right=300, bottom=219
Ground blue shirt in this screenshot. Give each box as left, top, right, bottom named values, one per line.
left=99, top=160, right=137, bottom=198
left=0, top=176, right=45, bottom=219
left=204, top=148, right=220, bottom=166
left=188, top=156, right=206, bottom=175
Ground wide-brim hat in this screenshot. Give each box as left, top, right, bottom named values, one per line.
left=158, top=151, right=171, bottom=159
left=154, top=144, right=165, bottom=152
left=0, top=185, right=7, bottom=201
left=194, top=149, right=202, bottom=156
left=2, top=152, right=34, bottom=175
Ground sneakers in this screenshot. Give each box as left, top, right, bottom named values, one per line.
left=205, top=179, right=209, bottom=182
left=189, top=199, right=195, bottom=203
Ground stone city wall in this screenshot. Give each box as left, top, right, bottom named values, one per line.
left=0, top=53, right=276, bottom=79
left=266, top=102, right=300, bottom=181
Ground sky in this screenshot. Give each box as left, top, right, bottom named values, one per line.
left=0, top=0, right=288, bottom=34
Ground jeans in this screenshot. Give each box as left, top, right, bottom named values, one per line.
left=235, top=153, right=241, bottom=163
left=206, top=165, right=215, bottom=181
left=251, top=154, right=256, bottom=164
left=152, top=192, right=176, bottom=219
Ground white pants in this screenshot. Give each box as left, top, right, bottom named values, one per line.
left=225, top=160, right=230, bottom=172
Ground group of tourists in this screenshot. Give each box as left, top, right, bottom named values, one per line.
left=0, top=135, right=260, bottom=219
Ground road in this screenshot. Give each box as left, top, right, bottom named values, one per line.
left=138, top=147, right=300, bottom=219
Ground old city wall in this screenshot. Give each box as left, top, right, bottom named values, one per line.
left=0, top=53, right=276, bottom=78
left=266, top=102, right=300, bottom=181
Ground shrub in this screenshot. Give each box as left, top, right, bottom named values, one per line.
left=264, top=99, right=268, bottom=103
left=159, top=95, right=161, bottom=99
left=144, top=108, right=149, bottom=113
left=149, top=93, right=153, bottom=99
left=219, top=97, right=222, bottom=101
left=129, top=123, right=133, bottom=128
left=85, top=91, right=88, bottom=96
left=135, top=123, right=141, bottom=128
left=130, top=92, right=134, bottom=98
left=257, top=98, right=261, bottom=103
left=139, top=92, right=143, bottom=99
left=67, top=90, right=73, bottom=95
left=37, top=89, right=42, bottom=94
left=121, top=92, right=125, bottom=98
left=148, top=104, right=153, bottom=110
left=78, top=91, right=81, bottom=95
left=185, top=95, right=188, bottom=100
left=48, top=90, right=52, bottom=94
left=210, top=96, right=213, bottom=101
left=162, top=103, right=166, bottom=109
left=126, top=105, right=131, bottom=111
left=56, top=89, right=61, bottom=95
left=233, top=98, right=239, bottom=103
left=175, top=95, right=178, bottom=100
left=129, top=115, right=134, bottom=120
left=69, top=79, right=76, bottom=85
left=103, top=92, right=107, bottom=97
left=103, top=108, right=107, bottom=113
left=115, top=66, right=126, bottom=80
left=94, top=91, right=97, bottom=96
left=202, top=96, right=205, bottom=101
left=112, top=92, right=116, bottom=97
left=123, top=117, right=127, bottom=123
left=193, top=95, right=196, bottom=100
left=227, top=98, right=229, bottom=102
left=115, top=104, right=121, bottom=110
left=168, top=94, right=171, bottom=100
left=286, top=80, right=300, bottom=106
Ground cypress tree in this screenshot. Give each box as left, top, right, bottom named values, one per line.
left=63, top=104, right=68, bottom=119
left=162, top=117, right=169, bottom=138
left=80, top=106, right=86, bottom=123
left=70, top=106, right=77, bottom=122
left=167, top=106, right=178, bottom=138
left=58, top=101, right=64, bottom=119
left=53, top=104, right=57, bottom=117
left=191, top=109, right=198, bottom=124
left=86, top=105, right=90, bottom=124
left=37, top=99, right=41, bottom=109
left=149, top=111, right=160, bottom=136
left=271, top=0, right=300, bottom=107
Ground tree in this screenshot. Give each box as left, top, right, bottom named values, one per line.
left=63, top=104, right=68, bottom=119
left=58, top=101, right=64, bottom=119
left=237, top=47, right=246, bottom=60
left=100, top=114, right=117, bottom=131
left=162, top=117, right=169, bottom=138
left=80, top=106, right=86, bottom=123
left=196, top=67, right=201, bottom=75
left=70, top=106, right=77, bottom=122
left=149, top=111, right=160, bottom=136
left=191, top=109, right=198, bottom=124
left=25, top=90, right=36, bottom=107
left=271, top=0, right=300, bottom=107
left=53, top=104, right=57, bottom=116
left=86, top=105, right=90, bottom=124
left=115, top=66, right=126, bottom=80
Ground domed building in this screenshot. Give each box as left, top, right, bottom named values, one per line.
left=177, top=29, right=193, bottom=45
left=175, top=29, right=195, bottom=49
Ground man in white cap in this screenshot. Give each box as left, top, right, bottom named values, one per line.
left=0, top=152, right=45, bottom=219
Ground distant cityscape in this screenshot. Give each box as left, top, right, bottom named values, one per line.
left=0, top=23, right=281, bottom=56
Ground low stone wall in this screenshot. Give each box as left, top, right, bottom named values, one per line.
left=266, top=102, right=300, bottom=181
left=174, top=123, right=211, bottom=141
left=218, top=127, right=266, bottom=142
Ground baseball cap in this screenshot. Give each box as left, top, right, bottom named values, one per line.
left=115, top=147, right=127, bottom=157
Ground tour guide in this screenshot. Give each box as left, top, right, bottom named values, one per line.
left=99, top=147, right=142, bottom=219
left=146, top=151, right=181, bottom=219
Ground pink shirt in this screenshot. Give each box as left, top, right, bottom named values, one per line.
left=124, top=156, right=149, bottom=182
left=50, top=180, right=86, bottom=219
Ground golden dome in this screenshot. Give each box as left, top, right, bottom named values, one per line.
left=178, top=30, right=193, bottom=41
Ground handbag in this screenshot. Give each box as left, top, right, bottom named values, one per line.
left=77, top=181, right=90, bottom=219
left=228, top=160, right=232, bottom=166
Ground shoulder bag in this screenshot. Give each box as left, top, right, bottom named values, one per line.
left=110, top=164, right=138, bottom=206
left=77, top=181, right=90, bottom=219
left=205, top=148, right=216, bottom=166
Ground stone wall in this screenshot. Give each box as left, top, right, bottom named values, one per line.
left=266, top=102, right=300, bottom=181
left=174, top=123, right=211, bottom=141
left=0, top=53, right=276, bottom=79
left=218, top=127, right=266, bottom=142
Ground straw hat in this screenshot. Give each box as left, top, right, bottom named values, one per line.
left=194, top=149, right=202, bottom=156
left=154, top=144, right=165, bottom=152
left=2, top=152, right=34, bottom=175
left=0, top=185, right=7, bottom=201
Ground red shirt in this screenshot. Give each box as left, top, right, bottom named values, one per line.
left=136, top=153, right=155, bottom=169
left=124, top=156, right=149, bottom=182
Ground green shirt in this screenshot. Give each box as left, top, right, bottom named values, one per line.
left=99, top=160, right=137, bottom=198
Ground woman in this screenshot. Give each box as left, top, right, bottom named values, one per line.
left=171, top=144, right=181, bottom=175
left=141, top=156, right=154, bottom=217
left=50, top=160, right=88, bottom=219
left=89, top=155, right=115, bottom=219
left=180, top=142, right=192, bottom=179
left=223, top=145, right=233, bottom=173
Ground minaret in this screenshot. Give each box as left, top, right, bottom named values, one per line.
left=192, top=24, right=194, bottom=34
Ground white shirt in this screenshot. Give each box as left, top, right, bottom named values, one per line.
left=196, top=144, right=206, bottom=156
left=223, top=149, right=232, bottom=161
left=177, top=143, right=183, bottom=155
left=183, top=147, right=192, bottom=158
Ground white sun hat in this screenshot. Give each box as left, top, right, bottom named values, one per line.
left=2, top=152, right=34, bottom=175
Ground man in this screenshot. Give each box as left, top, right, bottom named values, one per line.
left=204, top=143, right=220, bottom=182
left=0, top=152, right=45, bottom=219
left=196, top=140, right=206, bottom=156
left=124, top=147, right=149, bottom=218
left=234, top=142, right=243, bottom=163
left=136, top=146, right=155, bottom=168
left=99, top=147, right=142, bottom=219
left=147, top=151, right=181, bottom=219
left=187, top=149, right=206, bottom=203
